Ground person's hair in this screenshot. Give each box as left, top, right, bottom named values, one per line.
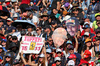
left=38, top=57, right=45, bottom=66
left=37, top=26, right=42, bottom=30
left=83, top=42, right=93, bottom=52
left=3, top=56, right=13, bottom=66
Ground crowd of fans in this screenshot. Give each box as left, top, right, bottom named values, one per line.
left=0, top=0, right=100, bottom=66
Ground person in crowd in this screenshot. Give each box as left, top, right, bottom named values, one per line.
left=43, top=25, right=53, bottom=41
left=52, top=57, right=61, bottom=66
left=36, top=26, right=43, bottom=37
left=87, top=0, right=100, bottom=22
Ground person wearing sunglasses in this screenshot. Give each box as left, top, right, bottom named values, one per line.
left=52, top=57, right=61, bottom=66
left=36, top=26, right=43, bottom=37
left=2, top=53, right=13, bottom=66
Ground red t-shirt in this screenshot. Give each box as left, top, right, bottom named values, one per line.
left=21, top=0, right=30, bottom=4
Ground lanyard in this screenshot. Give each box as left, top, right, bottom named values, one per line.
left=96, top=44, right=100, bottom=51
left=92, top=3, right=97, bottom=11
left=39, top=33, right=42, bottom=37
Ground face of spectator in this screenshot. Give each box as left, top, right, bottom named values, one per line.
left=97, top=33, right=100, bottom=37
left=48, top=38, right=53, bottom=45
left=73, top=10, right=78, bottom=14
left=46, top=53, right=50, bottom=58
left=35, top=54, right=39, bottom=58
left=68, top=48, right=74, bottom=54
left=57, top=52, right=62, bottom=57
left=84, top=28, right=90, bottom=32
left=39, top=57, right=43, bottom=62
left=1, top=41, right=6, bottom=46
left=53, top=9, right=58, bottom=14
left=28, top=28, right=32, bottom=32
left=14, top=17, right=18, bottom=20
left=0, top=48, right=3, bottom=52
left=67, top=25, right=77, bottom=36
left=36, top=28, right=41, bottom=34
left=6, top=56, right=11, bottom=61
left=72, top=58, right=76, bottom=62
left=95, top=40, right=100, bottom=45
left=43, top=17, right=48, bottom=21
left=56, top=61, right=61, bottom=65
left=0, top=22, right=3, bottom=26
left=84, top=18, right=90, bottom=22
left=96, top=16, right=100, bottom=21
left=44, top=28, right=50, bottom=33
left=97, top=22, right=100, bottom=27
left=7, top=21, right=12, bottom=25
left=51, top=23, right=57, bottom=28
left=86, top=42, right=91, bottom=47
left=92, top=0, right=95, bottom=3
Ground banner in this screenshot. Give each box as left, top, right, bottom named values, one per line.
left=19, top=36, right=45, bottom=54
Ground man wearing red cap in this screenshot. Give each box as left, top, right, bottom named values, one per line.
left=79, top=50, right=94, bottom=66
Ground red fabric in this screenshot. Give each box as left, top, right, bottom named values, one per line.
left=89, top=62, right=94, bottom=66
left=52, top=63, right=56, bottom=66
left=21, top=0, right=30, bottom=4
left=5, top=2, right=10, bottom=6
left=78, top=59, right=89, bottom=66
left=0, top=59, right=2, bottom=62
left=1, top=37, right=6, bottom=39
left=81, top=28, right=96, bottom=36
left=92, top=36, right=96, bottom=42
left=0, top=5, right=2, bottom=10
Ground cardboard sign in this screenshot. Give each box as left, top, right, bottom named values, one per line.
left=19, top=36, right=45, bottom=54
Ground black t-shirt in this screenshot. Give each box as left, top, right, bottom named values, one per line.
left=51, top=0, right=61, bottom=10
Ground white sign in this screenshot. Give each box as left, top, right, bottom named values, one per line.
left=19, top=36, right=44, bottom=54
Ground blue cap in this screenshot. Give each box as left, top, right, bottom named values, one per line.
left=1, top=39, right=7, bottom=42
left=66, top=40, right=72, bottom=44
left=5, top=53, right=11, bottom=57
left=83, top=24, right=90, bottom=29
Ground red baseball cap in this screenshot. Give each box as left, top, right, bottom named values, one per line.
left=83, top=50, right=91, bottom=58
left=69, top=54, right=77, bottom=59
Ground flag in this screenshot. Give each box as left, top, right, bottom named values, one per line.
left=0, top=5, right=2, bottom=10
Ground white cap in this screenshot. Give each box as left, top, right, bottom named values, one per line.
left=68, top=60, right=75, bottom=66
left=56, top=49, right=62, bottom=53
left=13, top=13, right=18, bottom=18
left=0, top=45, right=2, bottom=48
left=7, top=18, right=12, bottom=21
left=39, top=54, right=45, bottom=58
left=5, top=0, right=10, bottom=2
left=46, top=49, right=52, bottom=53
left=84, top=32, right=89, bottom=36
left=54, top=57, right=61, bottom=62
left=84, top=22, right=89, bottom=25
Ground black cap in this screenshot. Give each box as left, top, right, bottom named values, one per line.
left=12, top=36, right=17, bottom=40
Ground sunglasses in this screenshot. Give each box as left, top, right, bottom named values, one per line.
left=56, top=60, right=61, bottom=62
left=68, top=48, right=74, bottom=50
left=57, top=52, right=62, bottom=54
left=36, top=29, right=39, bottom=31
left=6, top=56, right=11, bottom=58
left=49, top=40, right=53, bottom=42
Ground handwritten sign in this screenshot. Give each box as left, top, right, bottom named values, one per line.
left=19, top=36, right=45, bottom=54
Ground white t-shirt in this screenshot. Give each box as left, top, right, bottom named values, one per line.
left=32, top=16, right=39, bottom=24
